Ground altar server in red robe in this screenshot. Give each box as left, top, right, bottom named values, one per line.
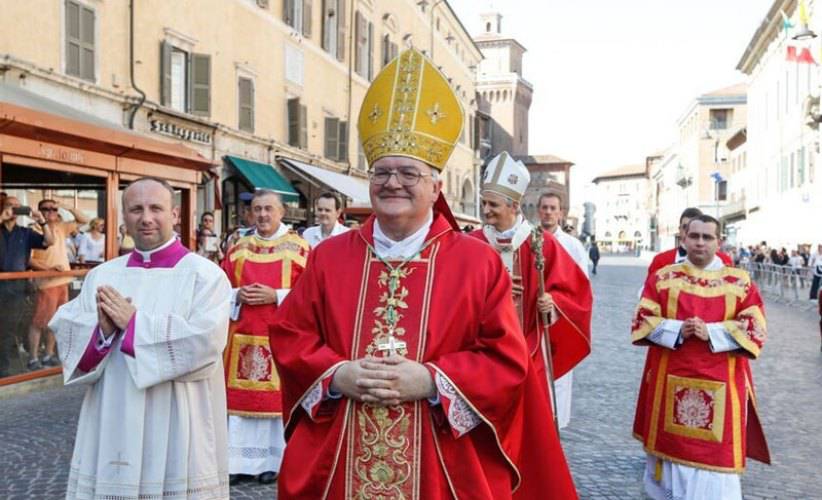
left=471, top=152, right=592, bottom=432
left=632, top=214, right=770, bottom=500
left=269, top=48, right=578, bottom=500
left=221, top=189, right=309, bottom=485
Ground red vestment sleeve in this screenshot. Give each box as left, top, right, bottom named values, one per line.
left=269, top=250, right=348, bottom=430
left=539, top=232, right=593, bottom=378
left=426, top=254, right=531, bottom=490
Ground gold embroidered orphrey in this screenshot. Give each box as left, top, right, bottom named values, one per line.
left=349, top=251, right=432, bottom=499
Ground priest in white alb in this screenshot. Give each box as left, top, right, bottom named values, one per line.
left=537, top=191, right=591, bottom=428
left=50, top=177, right=232, bottom=500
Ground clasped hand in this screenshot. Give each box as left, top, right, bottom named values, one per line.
left=331, top=355, right=435, bottom=407
left=681, top=317, right=709, bottom=341
left=238, top=283, right=277, bottom=306
left=96, top=285, right=135, bottom=336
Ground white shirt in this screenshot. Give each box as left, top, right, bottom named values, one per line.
left=77, top=232, right=105, bottom=262
left=372, top=212, right=433, bottom=260
left=302, top=222, right=350, bottom=249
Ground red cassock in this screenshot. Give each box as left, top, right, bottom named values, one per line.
left=221, top=231, right=309, bottom=417
left=632, top=262, right=771, bottom=472
left=269, top=212, right=578, bottom=499
left=646, top=248, right=733, bottom=278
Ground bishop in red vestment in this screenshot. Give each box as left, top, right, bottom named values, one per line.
left=269, top=48, right=578, bottom=500
left=632, top=215, right=769, bottom=500
left=221, top=190, right=309, bottom=483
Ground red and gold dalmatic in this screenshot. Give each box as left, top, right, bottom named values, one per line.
left=632, top=262, right=771, bottom=472
left=221, top=231, right=309, bottom=417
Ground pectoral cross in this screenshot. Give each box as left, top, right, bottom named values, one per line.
left=377, top=333, right=406, bottom=357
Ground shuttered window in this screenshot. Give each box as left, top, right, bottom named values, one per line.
left=160, top=42, right=211, bottom=117
left=322, top=0, right=346, bottom=62
left=381, top=34, right=398, bottom=68
left=238, top=77, right=255, bottom=133
left=65, top=0, right=95, bottom=81
left=324, top=117, right=348, bottom=161
left=354, top=12, right=373, bottom=79
left=287, top=98, right=308, bottom=149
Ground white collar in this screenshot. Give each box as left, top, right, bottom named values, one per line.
left=320, top=221, right=346, bottom=238
left=255, top=223, right=290, bottom=241
left=135, top=237, right=176, bottom=262
left=686, top=255, right=723, bottom=271
left=373, top=211, right=433, bottom=260
left=483, top=215, right=533, bottom=252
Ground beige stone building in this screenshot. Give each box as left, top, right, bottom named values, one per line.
left=0, top=0, right=483, bottom=230
left=591, top=164, right=651, bottom=253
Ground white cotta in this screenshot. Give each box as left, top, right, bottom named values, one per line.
left=49, top=252, right=232, bottom=500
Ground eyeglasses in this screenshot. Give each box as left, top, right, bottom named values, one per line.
left=369, top=167, right=433, bottom=186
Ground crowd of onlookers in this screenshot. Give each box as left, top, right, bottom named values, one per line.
left=729, top=241, right=822, bottom=301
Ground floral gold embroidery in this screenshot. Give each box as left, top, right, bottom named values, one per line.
left=367, top=268, right=413, bottom=357
left=354, top=404, right=412, bottom=499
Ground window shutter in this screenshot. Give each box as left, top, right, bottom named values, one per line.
left=190, top=53, right=211, bottom=116
left=160, top=41, right=172, bottom=106
left=287, top=98, right=300, bottom=147
left=336, top=0, right=346, bottom=62
left=354, top=12, right=362, bottom=76
left=299, top=104, right=308, bottom=149
left=338, top=121, right=348, bottom=161
left=80, top=5, right=95, bottom=80
left=324, top=117, right=339, bottom=159
left=381, top=35, right=389, bottom=68
left=239, top=78, right=254, bottom=132
left=391, top=42, right=398, bottom=61
left=65, top=1, right=80, bottom=77
left=321, top=0, right=330, bottom=50
left=283, top=0, right=294, bottom=27
left=302, top=0, right=312, bottom=37
left=367, top=21, right=373, bottom=80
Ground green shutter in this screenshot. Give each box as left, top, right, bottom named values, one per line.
left=324, top=117, right=339, bottom=159
left=336, top=0, right=346, bottom=61
left=190, top=53, right=211, bottom=116
left=302, top=0, right=312, bottom=37
left=160, top=41, right=172, bottom=106
left=65, top=1, right=80, bottom=77
left=80, top=5, right=95, bottom=80
left=338, top=121, right=348, bottom=161
left=287, top=98, right=300, bottom=147
left=239, top=78, right=254, bottom=132
left=299, top=104, right=308, bottom=149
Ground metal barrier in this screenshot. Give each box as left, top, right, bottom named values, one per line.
left=744, top=262, right=813, bottom=303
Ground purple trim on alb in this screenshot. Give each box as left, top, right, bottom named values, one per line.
left=126, top=240, right=189, bottom=269
left=77, top=326, right=111, bottom=372
left=120, top=313, right=137, bottom=357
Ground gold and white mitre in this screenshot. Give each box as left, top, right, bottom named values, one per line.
left=481, top=151, right=531, bottom=203
left=357, top=48, right=464, bottom=171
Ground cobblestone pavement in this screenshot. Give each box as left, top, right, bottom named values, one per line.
left=1, top=256, right=820, bottom=499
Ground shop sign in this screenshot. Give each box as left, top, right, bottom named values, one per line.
left=150, top=118, right=212, bottom=145
left=39, top=145, right=86, bottom=164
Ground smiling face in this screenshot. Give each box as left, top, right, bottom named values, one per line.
left=369, top=156, right=440, bottom=225
left=315, top=196, right=342, bottom=229
left=251, top=192, right=285, bottom=238
left=123, top=180, right=178, bottom=251
left=481, top=191, right=518, bottom=232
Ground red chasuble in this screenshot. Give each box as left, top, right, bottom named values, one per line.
left=632, top=262, right=771, bottom=472
left=221, top=231, right=309, bottom=417
left=469, top=228, right=592, bottom=383
left=269, top=212, right=578, bottom=500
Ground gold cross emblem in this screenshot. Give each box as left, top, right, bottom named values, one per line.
left=427, top=102, right=446, bottom=125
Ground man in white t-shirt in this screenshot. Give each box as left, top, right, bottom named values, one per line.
left=301, top=192, right=349, bottom=249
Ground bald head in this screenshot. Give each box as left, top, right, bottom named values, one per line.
left=123, top=177, right=179, bottom=251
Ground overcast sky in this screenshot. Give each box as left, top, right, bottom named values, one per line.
left=448, top=0, right=774, bottom=206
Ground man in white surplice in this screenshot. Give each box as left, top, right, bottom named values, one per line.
left=538, top=191, right=590, bottom=429
left=50, top=177, right=231, bottom=500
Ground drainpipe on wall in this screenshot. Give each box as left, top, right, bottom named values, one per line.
left=126, top=0, right=146, bottom=129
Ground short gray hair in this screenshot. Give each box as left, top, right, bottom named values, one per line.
left=251, top=189, right=284, bottom=208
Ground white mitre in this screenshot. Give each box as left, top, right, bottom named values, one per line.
left=481, top=151, right=531, bottom=203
